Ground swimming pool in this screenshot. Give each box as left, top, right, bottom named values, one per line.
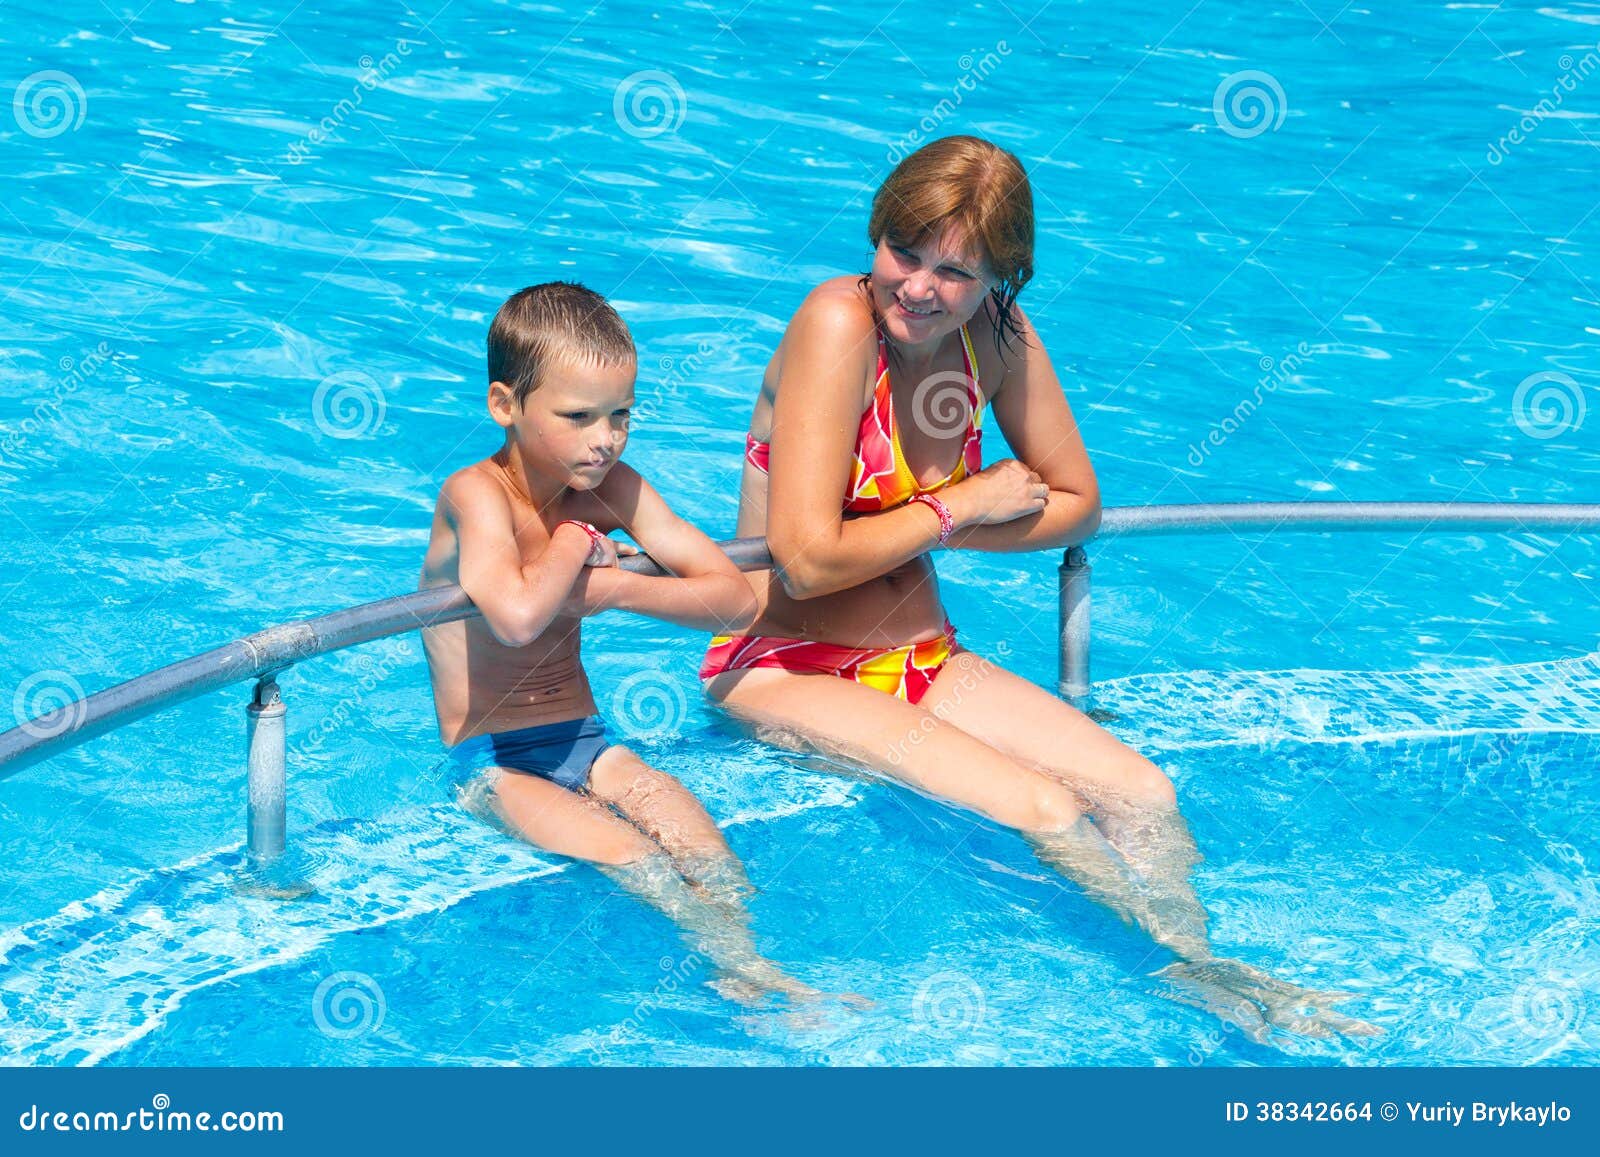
left=2, top=0, right=1597, bottom=1065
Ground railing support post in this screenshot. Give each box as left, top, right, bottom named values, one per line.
left=246, top=675, right=286, bottom=864
left=1058, top=545, right=1091, bottom=707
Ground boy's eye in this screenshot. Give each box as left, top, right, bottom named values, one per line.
left=612, top=408, right=631, bottom=418
left=559, top=411, right=590, bottom=421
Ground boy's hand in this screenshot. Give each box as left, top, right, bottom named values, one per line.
left=583, top=533, right=642, bottom=568
left=557, top=520, right=637, bottom=568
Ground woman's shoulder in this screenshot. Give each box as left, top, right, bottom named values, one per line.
left=761, top=278, right=880, bottom=411
left=790, top=276, right=878, bottom=343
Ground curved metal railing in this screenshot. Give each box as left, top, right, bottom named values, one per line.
left=2, top=503, right=1597, bottom=861
left=0, top=537, right=774, bottom=783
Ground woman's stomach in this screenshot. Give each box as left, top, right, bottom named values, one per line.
left=735, top=555, right=950, bottom=648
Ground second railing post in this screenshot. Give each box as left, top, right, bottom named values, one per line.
left=1058, top=545, right=1091, bottom=708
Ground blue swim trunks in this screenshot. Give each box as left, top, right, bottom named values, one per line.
left=446, top=715, right=612, bottom=792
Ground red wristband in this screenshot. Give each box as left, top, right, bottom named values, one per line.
left=908, top=493, right=956, bottom=546
left=556, top=519, right=605, bottom=559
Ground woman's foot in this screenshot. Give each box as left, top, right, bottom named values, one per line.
left=1154, top=956, right=1382, bottom=1044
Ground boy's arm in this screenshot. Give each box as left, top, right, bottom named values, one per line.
left=445, top=470, right=595, bottom=647
left=568, top=465, right=758, bottom=633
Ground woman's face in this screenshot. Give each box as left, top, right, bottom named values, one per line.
left=869, top=224, right=995, bottom=349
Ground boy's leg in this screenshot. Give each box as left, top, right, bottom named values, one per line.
left=587, top=745, right=754, bottom=903
left=470, top=763, right=810, bottom=1003
left=477, top=767, right=659, bottom=865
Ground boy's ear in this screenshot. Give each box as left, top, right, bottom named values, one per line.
left=486, top=380, right=517, bottom=428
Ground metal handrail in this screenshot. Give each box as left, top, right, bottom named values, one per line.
left=2, top=504, right=1597, bottom=862
left=1054, top=499, right=1600, bottom=703
left=0, top=537, right=773, bottom=782
left=1098, top=501, right=1600, bottom=536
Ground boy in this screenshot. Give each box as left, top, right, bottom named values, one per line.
left=419, top=281, right=808, bottom=1002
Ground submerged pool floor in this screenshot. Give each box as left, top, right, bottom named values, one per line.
left=4, top=656, right=1596, bottom=1067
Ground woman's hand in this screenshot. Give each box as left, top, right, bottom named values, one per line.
left=943, top=458, right=1050, bottom=528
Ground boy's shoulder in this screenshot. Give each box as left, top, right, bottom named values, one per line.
left=436, top=459, right=513, bottom=522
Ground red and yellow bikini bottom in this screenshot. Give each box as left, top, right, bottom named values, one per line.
left=698, top=622, right=956, bottom=706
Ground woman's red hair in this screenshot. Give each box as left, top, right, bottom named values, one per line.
left=867, top=135, right=1035, bottom=350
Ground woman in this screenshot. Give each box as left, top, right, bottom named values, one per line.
left=701, top=135, right=1373, bottom=1040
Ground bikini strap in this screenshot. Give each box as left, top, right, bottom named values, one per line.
left=958, top=324, right=984, bottom=432
left=872, top=330, right=892, bottom=404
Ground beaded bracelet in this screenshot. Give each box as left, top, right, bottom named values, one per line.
left=908, top=493, right=956, bottom=547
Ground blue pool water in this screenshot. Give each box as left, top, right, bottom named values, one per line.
left=2, top=0, right=1597, bottom=1065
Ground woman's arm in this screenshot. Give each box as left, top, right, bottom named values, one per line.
left=943, top=304, right=1101, bottom=552
left=764, top=294, right=960, bottom=599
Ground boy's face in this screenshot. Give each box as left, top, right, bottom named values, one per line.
left=490, top=353, right=635, bottom=491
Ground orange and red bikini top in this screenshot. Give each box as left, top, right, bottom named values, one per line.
left=744, top=325, right=984, bottom=513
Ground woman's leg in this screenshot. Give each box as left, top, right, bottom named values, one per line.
left=705, top=665, right=1192, bottom=952
left=706, top=664, right=1377, bottom=1039
left=917, top=649, right=1210, bottom=947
